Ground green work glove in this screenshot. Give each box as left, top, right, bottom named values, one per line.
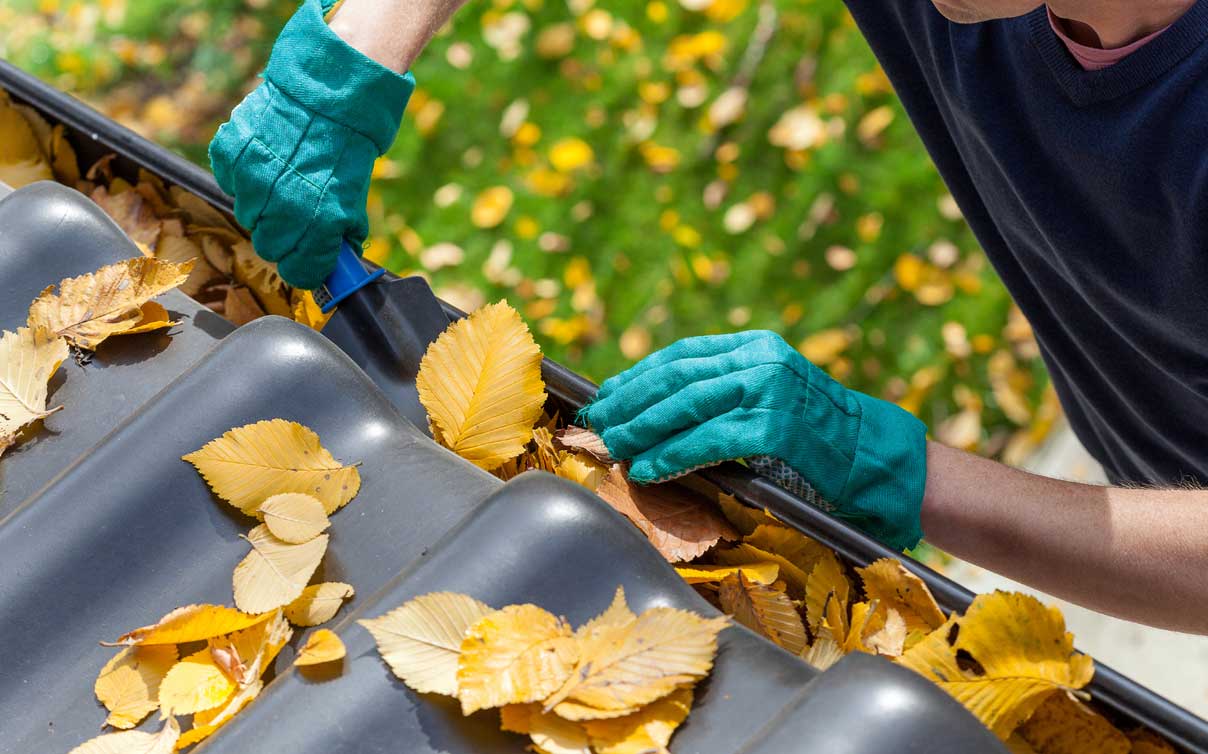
left=209, top=0, right=415, bottom=289
left=580, top=331, right=928, bottom=551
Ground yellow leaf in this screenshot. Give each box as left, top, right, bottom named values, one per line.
left=798, top=328, right=850, bottom=366
left=549, top=138, right=595, bottom=173
left=174, top=680, right=261, bottom=750
left=744, top=524, right=831, bottom=575
left=232, top=239, right=291, bottom=318
left=714, top=493, right=778, bottom=536
left=89, top=186, right=162, bottom=251
left=27, top=257, right=192, bottom=350
left=674, top=562, right=779, bottom=586
left=93, top=645, right=177, bottom=729
left=69, top=716, right=179, bottom=754
left=158, top=647, right=237, bottom=716
left=863, top=606, right=907, bottom=658
left=182, top=419, right=361, bottom=516
left=359, top=591, right=493, bottom=696
left=222, top=285, right=266, bottom=326
left=121, top=301, right=178, bottom=336
left=500, top=703, right=592, bottom=754
left=715, top=543, right=808, bottom=599
left=49, top=123, right=80, bottom=184
left=801, top=635, right=844, bottom=671
left=805, top=550, right=850, bottom=638
left=416, top=301, right=547, bottom=470
left=294, top=629, right=346, bottom=666
left=576, top=587, right=637, bottom=640
left=595, top=466, right=738, bottom=563
left=0, top=104, right=53, bottom=188
left=292, top=289, right=333, bottom=332
left=0, top=326, right=68, bottom=457
left=284, top=582, right=355, bottom=627
left=154, top=234, right=218, bottom=298
left=719, top=572, right=806, bottom=654
left=107, top=604, right=270, bottom=647
left=531, top=426, right=562, bottom=472
left=856, top=558, right=947, bottom=635
left=232, top=524, right=329, bottom=613
left=897, top=592, right=1094, bottom=740
left=582, top=686, right=693, bottom=754
left=1018, top=691, right=1130, bottom=754
left=457, top=604, right=579, bottom=714
left=554, top=451, right=608, bottom=490
left=545, top=607, right=727, bottom=719
left=1127, top=728, right=1179, bottom=754
left=471, top=186, right=514, bottom=228
left=258, top=492, right=330, bottom=544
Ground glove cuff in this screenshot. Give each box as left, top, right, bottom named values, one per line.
left=265, top=0, right=416, bottom=154
left=837, top=392, right=928, bottom=551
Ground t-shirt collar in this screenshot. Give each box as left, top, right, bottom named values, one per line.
left=1029, top=1, right=1208, bottom=105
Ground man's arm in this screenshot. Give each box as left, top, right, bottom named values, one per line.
left=328, top=0, right=466, bottom=73
left=921, top=442, right=1208, bottom=634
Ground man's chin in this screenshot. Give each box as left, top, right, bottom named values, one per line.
left=931, top=2, right=989, bottom=23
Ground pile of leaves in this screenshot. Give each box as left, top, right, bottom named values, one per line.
left=414, top=299, right=1176, bottom=754
left=68, top=419, right=359, bottom=752
left=361, top=588, right=728, bottom=753
left=1, top=256, right=192, bottom=458
left=0, top=87, right=330, bottom=333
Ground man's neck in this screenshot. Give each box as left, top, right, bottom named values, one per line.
left=1048, top=0, right=1196, bottom=48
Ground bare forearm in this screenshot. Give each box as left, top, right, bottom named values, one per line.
left=328, top=0, right=465, bottom=73
left=920, top=442, right=1208, bottom=634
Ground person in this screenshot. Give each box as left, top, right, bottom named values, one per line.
left=209, top=0, right=1208, bottom=634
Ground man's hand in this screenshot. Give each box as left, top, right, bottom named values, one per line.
left=579, top=331, right=928, bottom=551
left=209, top=0, right=440, bottom=289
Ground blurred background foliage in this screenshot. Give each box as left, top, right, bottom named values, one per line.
left=0, top=0, right=1057, bottom=462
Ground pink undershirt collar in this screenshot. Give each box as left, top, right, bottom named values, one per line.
left=1047, top=6, right=1171, bottom=71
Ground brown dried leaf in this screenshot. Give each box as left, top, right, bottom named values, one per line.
left=595, top=465, right=737, bottom=562
left=719, top=572, right=806, bottom=654
left=553, top=426, right=615, bottom=464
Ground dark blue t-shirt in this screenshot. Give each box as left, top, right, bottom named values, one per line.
left=846, top=1, right=1208, bottom=484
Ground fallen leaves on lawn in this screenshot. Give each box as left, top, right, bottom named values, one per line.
left=364, top=588, right=725, bottom=753
left=0, top=326, right=68, bottom=457
left=416, top=300, right=547, bottom=470
left=27, top=257, right=192, bottom=350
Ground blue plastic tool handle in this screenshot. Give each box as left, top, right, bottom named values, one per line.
left=319, top=238, right=387, bottom=313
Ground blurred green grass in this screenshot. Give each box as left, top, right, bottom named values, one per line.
left=0, top=0, right=1055, bottom=461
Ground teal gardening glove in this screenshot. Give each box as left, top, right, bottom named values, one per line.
left=209, top=0, right=415, bottom=289
left=580, top=331, right=928, bottom=551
